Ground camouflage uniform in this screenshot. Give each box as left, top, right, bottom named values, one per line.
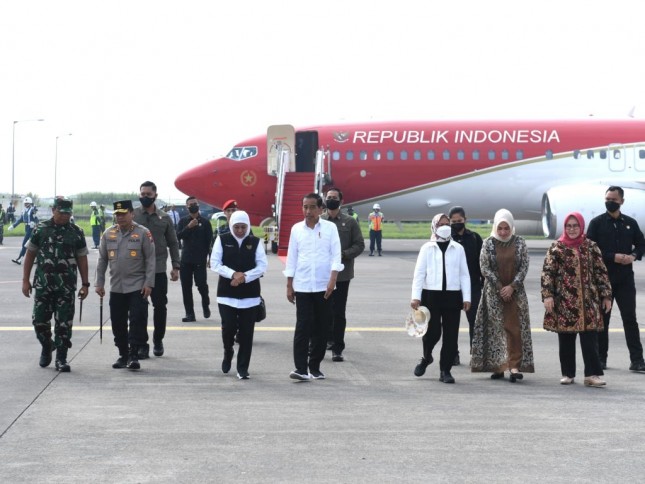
left=25, top=218, right=88, bottom=351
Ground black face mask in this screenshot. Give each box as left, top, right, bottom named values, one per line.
left=451, top=222, right=465, bottom=234
left=605, top=201, right=621, bottom=213
left=325, top=199, right=341, bottom=210
left=188, top=205, right=199, bottom=214
left=139, top=197, right=155, bottom=208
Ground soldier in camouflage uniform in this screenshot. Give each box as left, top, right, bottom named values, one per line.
left=21, top=197, right=90, bottom=372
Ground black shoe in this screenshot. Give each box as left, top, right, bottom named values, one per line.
left=453, top=354, right=461, bottom=366
left=414, top=356, right=433, bottom=377
left=182, top=314, right=196, bottom=323
left=289, top=370, right=311, bottom=381
left=600, top=359, right=607, bottom=370
left=222, top=349, right=234, bottom=374
left=378, top=251, right=382, bottom=256
left=440, top=371, right=455, bottom=383
left=490, top=372, right=504, bottom=379
left=12, top=258, right=21, bottom=265
left=332, top=352, right=344, bottom=362
left=310, top=370, right=326, bottom=380
left=39, top=341, right=54, bottom=368
left=509, top=370, right=523, bottom=383
left=629, top=360, right=645, bottom=372
left=237, top=370, right=250, bottom=380
left=55, top=359, right=71, bottom=372
left=153, top=341, right=164, bottom=357
left=127, top=355, right=140, bottom=370
left=112, top=356, right=128, bottom=369
left=137, top=344, right=149, bottom=360
left=203, top=306, right=211, bottom=319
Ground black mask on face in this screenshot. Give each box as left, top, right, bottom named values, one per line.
left=605, top=200, right=621, bottom=213
left=139, top=196, right=155, bottom=208
left=451, top=222, right=465, bottom=234
left=325, top=199, right=341, bottom=210
left=188, top=205, right=199, bottom=214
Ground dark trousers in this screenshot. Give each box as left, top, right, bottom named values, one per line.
left=559, top=332, right=603, bottom=378
left=0, top=224, right=4, bottom=244
left=599, top=275, right=644, bottom=363
left=219, top=304, right=257, bottom=373
left=421, top=290, right=461, bottom=372
left=91, top=225, right=100, bottom=247
left=369, top=230, right=382, bottom=253
left=329, top=280, right=351, bottom=353
left=180, top=261, right=210, bottom=316
left=294, top=292, right=332, bottom=374
left=110, top=291, right=149, bottom=355
left=17, top=229, right=31, bottom=259
left=147, top=272, right=168, bottom=344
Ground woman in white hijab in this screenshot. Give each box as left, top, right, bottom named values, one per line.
left=210, top=210, right=267, bottom=379
left=471, top=209, right=534, bottom=382
left=411, top=213, right=471, bottom=384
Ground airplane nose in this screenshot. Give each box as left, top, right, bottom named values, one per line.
left=175, top=160, right=219, bottom=195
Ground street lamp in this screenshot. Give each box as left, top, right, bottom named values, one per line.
left=11, top=118, right=45, bottom=202
left=54, top=133, right=72, bottom=197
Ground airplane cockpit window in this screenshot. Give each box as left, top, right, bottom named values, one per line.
left=545, top=150, right=553, bottom=160
left=442, top=149, right=450, bottom=161
left=573, top=150, right=581, bottom=159
left=501, top=149, right=509, bottom=160
left=414, top=150, right=422, bottom=161
left=332, top=150, right=341, bottom=161
left=587, top=150, right=594, bottom=159
left=457, top=150, right=465, bottom=160
left=346, top=150, right=354, bottom=161
left=373, top=150, right=381, bottom=161
left=516, top=150, right=524, bottom=160
left=488, top=150, right=495, bottom=161
left=427, top=150, right=435, bottom=161
left=472, top=149, right=480, bottom=161
left=599, top=150, right=607, bottom=159
left=360, top=150, right=368, bottom=161
left=639, top=149, right=645, bottom=159
left=400, top=150, right=408, bottom=161
left=387, top=150, right=395, bottom=161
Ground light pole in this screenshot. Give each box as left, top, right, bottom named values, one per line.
left=54, top=133, right=72, bottom=197
left=11, top=118, right=45, bottom=202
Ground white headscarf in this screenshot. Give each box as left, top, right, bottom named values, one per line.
left=430, top=213, right=450, bottom=242
left=229, top=210, right=251, bottom=245
left=491, top=208, right=515, bottom=242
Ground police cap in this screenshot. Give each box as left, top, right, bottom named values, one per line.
left=113, top=200, right=133, bottom=213
left=54, top=197, right=73, bottom=213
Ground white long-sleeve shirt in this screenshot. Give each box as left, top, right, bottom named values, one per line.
left=411, top=240, right=471, bottom=302
left=283, top=219, right=344, bottom=292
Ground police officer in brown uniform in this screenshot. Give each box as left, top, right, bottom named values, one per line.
left=95, top=200, right=156, bottom=370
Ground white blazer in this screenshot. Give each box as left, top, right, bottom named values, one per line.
left=411, top=240, right=471, bottom=302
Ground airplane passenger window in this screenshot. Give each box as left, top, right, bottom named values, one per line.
left=587, top=150, right=594, bottom=159
left=427, top=150, right=435, bottom=160
left=443, top=149, right=450, bottom=160
left=573, top=150, right=581, bottom=159
left=332, top=150, right=341, bottom=161
left=414, top=150, right=422, bottom=160
left=546, top=150, right=553, bottom=160
left=387, top=150, right=394, bottom=161
left=373, top=150, right=381, bottom=161
left=457, top=150, right=465, bottom=160
left=613, top=150, right=621, bottom=159
left=360, top=150, right=368, bottom=161
left=501, top=149, right=509, bottom=160
left=346, top=150, right=354, bottom=161
left=516, top=150, right=523, bottom=160
left=640, top=149, right=645, bottom=159
left=599, top=150, right=607, bottom=159
left=472, top=150, right=480, bottom=161
left=400, top=150, right=408, bottom=161
left=488, top=150, right=495, bottom=161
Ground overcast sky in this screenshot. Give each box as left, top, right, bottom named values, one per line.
left=2, top=0, right=644, bottom=205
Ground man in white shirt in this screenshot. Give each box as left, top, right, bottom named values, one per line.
left=284, top=193, right=344, bottom=381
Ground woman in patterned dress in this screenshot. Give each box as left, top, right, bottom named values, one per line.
left=541, top=212, right=612, bottom=387
left=471, top=209, right=535, bottom=382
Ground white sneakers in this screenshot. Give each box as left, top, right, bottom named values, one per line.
left=560, top=376, right=574, bottom=385
left=584, top=375, right=606, bottom=388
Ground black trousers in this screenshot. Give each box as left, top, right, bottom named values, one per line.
left=329, top=280, right=351, bottom=353
left=599, top=274, right=644, bottom=363
left=369, top=230, right=382, bottom=253
left=180, top=261, right=210, bottom=316
left=294, top=292, right=332, bottom=374
left=147, top=272, right=168, bottom=344
left=559, top=332, right=603, bottom=378
left=421, top=289, right=462, bottom=372
left=219, top=303, right=257, bottom=373
left=110, top=291, right=149, bottom=355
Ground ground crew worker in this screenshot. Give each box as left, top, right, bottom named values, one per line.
left=98, top=204, right=106, bottom=235
left=9, top=196, right=39, bottom=264
left=368, top=203, right=384, bottom=256
left=90, top=201, right=101, bottom=248
left=95, top=200, right=156, bottom=370
left=21, top=197, right=90, bottom=372
left=133, top=181, right=180, bottom=358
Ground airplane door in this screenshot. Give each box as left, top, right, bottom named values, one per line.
left=295, top=131, right=319, bottom=172
left=608, top=144, right=626, bottom=172
left=267, top=125, right=295, bottom=174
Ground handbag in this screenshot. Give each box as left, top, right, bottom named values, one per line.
left=256, top=296, right=266, bottom=322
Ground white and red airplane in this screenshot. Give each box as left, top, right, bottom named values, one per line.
left=175, top=119, right=645, bottom=243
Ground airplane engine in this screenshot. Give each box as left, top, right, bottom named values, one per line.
left=541, top=184, right=645, bottom=238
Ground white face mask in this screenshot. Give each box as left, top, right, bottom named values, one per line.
left=435, top=226, right=452, bottom=240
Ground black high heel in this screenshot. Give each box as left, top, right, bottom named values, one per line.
left=509, top=370, right=523, bottom=383
left=490, top=372, right=504, bottom=380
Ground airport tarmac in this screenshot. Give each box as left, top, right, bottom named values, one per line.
left=1, top=236, right=644, bottom=483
